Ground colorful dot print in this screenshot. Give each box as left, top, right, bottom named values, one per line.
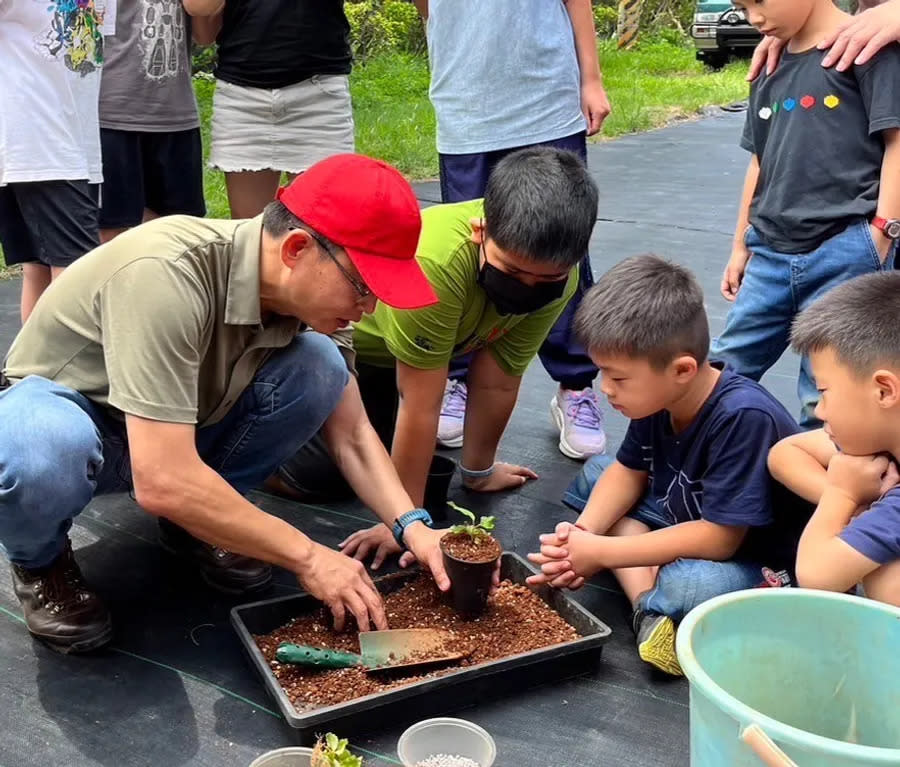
left=758, top=92, right=841, bottom=121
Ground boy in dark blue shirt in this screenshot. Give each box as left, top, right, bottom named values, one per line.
left=528, top=256, right=808, bottom=676
left=769, top=271, right=900, bottom=607
left=713, top=0, right=900, bottom=427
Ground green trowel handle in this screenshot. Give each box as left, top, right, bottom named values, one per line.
left=275, top=642, right=363, bottom=669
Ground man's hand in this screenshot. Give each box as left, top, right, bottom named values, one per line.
left=581, top=80, right=611, bottom=136
left=339, top=522, right=452, bottom=591
left=295, top=541, right=388, bottom=632
left=721, top=244, right=752, bottom=301
left=747, top=35, right=786, bottom=81
left=463, top=462, right=538, bottom=493
left=339, top=524, right=402, bottom=571
left=821, top=0, right=900, bottom=71
left=825, top=453, right=895, bottom=508
left=401, top=522, right=451, bottom=591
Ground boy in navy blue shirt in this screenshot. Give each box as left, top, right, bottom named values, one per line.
left=528, top=256, right=807, bottom=676
left=713, top=0, right=900, bottom=427
left=769, top=271, right=900, bottom=606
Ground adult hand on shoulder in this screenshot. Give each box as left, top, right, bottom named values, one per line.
left=720, top=244, right=752, bottom=302
left=821, top=0, right=900, bottom=71
left=825, top=452, right=893, bottom=508
left=747, top=35, right=786, bottom=81
left=582, top=79, right=612, bottom=136
left=463, top=462, right=538, bottom=493
left=295, top=541, right=388, bottom=632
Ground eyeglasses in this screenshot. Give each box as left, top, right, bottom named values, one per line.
left=307, top=230, right=372, bottom=300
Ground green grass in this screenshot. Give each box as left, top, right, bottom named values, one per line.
left=596, top=40, right=750, bottom=136
left=1, top=41, right=749, bottom=271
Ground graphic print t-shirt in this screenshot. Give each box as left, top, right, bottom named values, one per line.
left=741, top=44, right=900, bottom=254
left=616, top=366, right=807, bottom=567
left=0, top=0, right=117, bottom=185
left=100, top=0, right=198, bottom=132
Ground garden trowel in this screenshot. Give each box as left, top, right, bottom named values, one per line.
left=276, top=628, right=468, bottom=673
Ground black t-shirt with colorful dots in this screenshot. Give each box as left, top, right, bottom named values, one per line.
left=741, top=43, right=900, bottom=254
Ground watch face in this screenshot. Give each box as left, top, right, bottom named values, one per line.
left=887, top=220, right=900, bottom=240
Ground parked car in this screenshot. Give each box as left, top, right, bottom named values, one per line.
left=691, top=0, right=762, bottom=69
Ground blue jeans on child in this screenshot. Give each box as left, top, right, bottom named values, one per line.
left=711, top=219, right=897, bottom=427
left=0, top=332, right=348, bottom=570
left=563, top=454, right=763, bottom=622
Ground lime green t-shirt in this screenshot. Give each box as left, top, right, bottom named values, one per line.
left=352, top=199, right=578, bottom=376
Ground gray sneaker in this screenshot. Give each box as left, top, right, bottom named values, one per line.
left=437, top=379, right=466, bottom=448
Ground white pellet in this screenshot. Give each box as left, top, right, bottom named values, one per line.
left=414, top=756, right=481, bottom=767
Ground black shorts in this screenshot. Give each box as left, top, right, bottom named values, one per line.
left=0, top=180, right=99, bottom=267
left=99, top=127, right=206, bottom=228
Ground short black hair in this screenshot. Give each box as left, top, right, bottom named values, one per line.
left=792, top=270, right=900, bottom=376
left=575, top=254, right=710, bottom=368
left=261, top=200, right=337, bottom=252
left=483, top=147, right=598, bottom=269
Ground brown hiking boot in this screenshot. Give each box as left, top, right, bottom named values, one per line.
left=10, top=540, right=113, bottom=653
left=157, top=518, right=272, bottom=595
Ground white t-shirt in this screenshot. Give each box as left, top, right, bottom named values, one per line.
left=0, top=0, right=117, bottom=185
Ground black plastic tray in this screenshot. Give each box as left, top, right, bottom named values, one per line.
left=230, top=552, right=612, bottom=740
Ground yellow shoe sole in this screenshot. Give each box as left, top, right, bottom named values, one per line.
left=637, top=615, right=684, bottom=676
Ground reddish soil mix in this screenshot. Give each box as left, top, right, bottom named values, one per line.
left=440, top=532, right=502, bottom=562
left=255, top=575, right=580, bottom=712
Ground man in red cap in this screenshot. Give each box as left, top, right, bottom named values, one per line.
left=0, top=154, right=444, bottom=653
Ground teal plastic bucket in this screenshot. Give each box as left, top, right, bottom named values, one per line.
left=676, top=589, right=900, bottom=766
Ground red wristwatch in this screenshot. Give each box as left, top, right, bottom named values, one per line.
left=872, top=216, right=900, bottom=240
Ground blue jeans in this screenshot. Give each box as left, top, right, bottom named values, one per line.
left=563, top=454, right=764, bottom=621
left=440, top=131, right=598, bottom=390
left=0, top=332, right=348, bottom=569
left=711, top=220, right=896, bottom=427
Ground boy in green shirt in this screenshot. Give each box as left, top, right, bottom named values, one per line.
left=274, top=148, right=598, bottom=564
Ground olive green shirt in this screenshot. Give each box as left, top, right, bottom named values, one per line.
left=3, top=215, right=303, bottom=426
left=352, top=200, right=578, bottom=376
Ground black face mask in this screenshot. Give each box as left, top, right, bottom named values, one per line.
left=477, top=261, right=568, bottom=316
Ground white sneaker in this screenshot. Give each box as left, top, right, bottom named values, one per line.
left=437, top=380, right=467, bottom=448
left=550, top=386, right=607, bottom=460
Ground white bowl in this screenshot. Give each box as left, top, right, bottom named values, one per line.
left=397, top=718, right=497, bottom=767
left=248, top=746, right=315, bottom=767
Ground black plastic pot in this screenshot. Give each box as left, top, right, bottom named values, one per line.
left=440, top=537, right=501, bottom=618
left=422, top=455, right=457, bottom=521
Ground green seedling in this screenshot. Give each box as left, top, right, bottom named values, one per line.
left=447, top=501, right=496, bottom=539
left=310, top=733, right=363, bottom=767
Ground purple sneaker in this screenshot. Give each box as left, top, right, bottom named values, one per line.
left=437, top=380, right=467, bottom=448
left=550, top=387, right=607, bottom=460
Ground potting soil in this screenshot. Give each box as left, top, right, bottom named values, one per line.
left=255, top=575, right=579, bottom=710
left=441, top=532, right=501, bottom=562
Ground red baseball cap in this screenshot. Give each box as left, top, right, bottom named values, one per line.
left=276, top=154, right=438, bottom=310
